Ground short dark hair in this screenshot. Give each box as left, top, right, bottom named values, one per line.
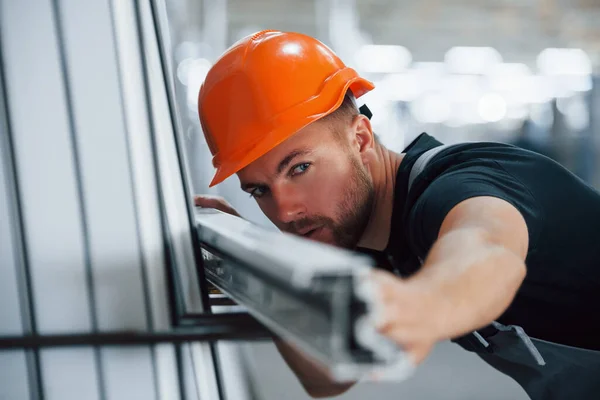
left=322, top=91, right=359, bottom=126
left=320, top=91, right=359, bottom=144
left=321, top=91, right=380, bottom=144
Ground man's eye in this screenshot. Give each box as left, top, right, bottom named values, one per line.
left=249, top=187, right=267, bottom=198
left=292, top=163, right=310, bottom=176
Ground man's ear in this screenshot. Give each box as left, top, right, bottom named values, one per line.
left=352, top=114, right=376, bottom=163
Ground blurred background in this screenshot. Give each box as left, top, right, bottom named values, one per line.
left=166, top=0, right=600, bottom=225
left=161, top=0, right=600, bottom=399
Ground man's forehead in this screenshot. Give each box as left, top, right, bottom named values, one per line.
left=242, top=122, right=334, bottom=170
left=238, top=144, right=312, bottom=178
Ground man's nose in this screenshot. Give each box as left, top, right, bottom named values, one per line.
left=272, top=183, right=306, bottom=224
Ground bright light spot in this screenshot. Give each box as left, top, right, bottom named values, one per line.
left=184, top=58, right=212, bottom=110
left=478, top=93, right=507, bottom=122
left=455, top=103, right=483, bottom=125
left=355, top=45, right=412, bottom=73
left=553, top=74, right=593, bottom=94
left=446, top=103, right=475, bottom=127
left=537, top=48, right=592, bottom=76
left=412, top=62, right=446, bottom=92
left=445, top=47, right=503, bottom=74
left=175, top=41, right=214, bottom=63
left=552, top=76, right=576, bottom=98
left=411, top=93, right=451, bottom=124
left=506, top=103, right=529, bottom=120
left=565, top=103, right=590, bottom=131
left=177, top=58, right=194, bottom=85
left=489, top=63, right=532, bottom=76
left=570, top=75, right=593, bottom=92
left=497, top=118, right=522, bottom=132
left=558, top=96, right=589, bottom=131
left=380, top=73, right=422, bottom=101
left=281, top=43, right=302, bottom=55
left=413, top=62, right=446, bottom=74
left=178, top=58, right=212, bottom=87
left=488, top=63, right=532, bottom=92
left=530, top=103, right=553, bottom=129
left=557, top=96, right=574, bottom=114
left=186, top=59, right=212, bottom=86
left=442, top=75, right=481, bottom=103
left=175, top=42, right=197, bottom=63
left=517, top=76, right=554, bottom=104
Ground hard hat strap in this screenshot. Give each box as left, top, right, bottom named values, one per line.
left=359, top=104, right=372, bottom=120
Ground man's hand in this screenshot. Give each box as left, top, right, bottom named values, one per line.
left=365, top=196, right=528, bottom=367
left=194, top=195, right=241, bottom=218
left=367, top=269, right=443, bottom=366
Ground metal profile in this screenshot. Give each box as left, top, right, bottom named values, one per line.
left=196, top=208, right=413, bottom=381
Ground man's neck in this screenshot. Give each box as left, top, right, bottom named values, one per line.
left=357, top=143, right=404, bottom=251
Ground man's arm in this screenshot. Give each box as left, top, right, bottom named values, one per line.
left=274, top=340, right=355, bottom=398
left=371, top=196, right=528, bottom=364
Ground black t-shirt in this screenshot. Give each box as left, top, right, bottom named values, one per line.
left=368, top=133, right=600, bottom=350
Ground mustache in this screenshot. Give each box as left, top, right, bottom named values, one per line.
left=285, top=215, right=333, bottom=235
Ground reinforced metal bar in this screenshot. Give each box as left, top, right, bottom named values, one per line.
left=195, top=208, right=414, bottom=382
left=0, top=313, right=272, bottom=349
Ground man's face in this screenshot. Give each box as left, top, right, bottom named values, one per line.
left=237, top=119, right=374, bottom=248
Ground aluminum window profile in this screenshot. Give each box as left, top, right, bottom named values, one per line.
left=135, top=0, right=227, bottom=398
left=194, top=209, right=416, bottom=381
left=144, top=2, right=281, bottom=398
left=0, top=19, right=37, bottom=399
left=109, top=1, right=185, bottom=396
left=137, top=0, right=206, bottom=320
left=141, top=0, right=266, bottom=331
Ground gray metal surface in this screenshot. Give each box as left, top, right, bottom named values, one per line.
left=0, top=0, right=216, bottom=398
left=2, top=0, right=93, bottom=336
left=2, top=0, right=101, bottom=397
left=0, top=60, right=25, bottom=339
left=139, top=0, right=205, bottom=316
left=57, top=0, right=148, bottom=335
left=57, top=0, right=158, bottom=396
left=110, top=1, right=182, bottom=398
left=0, top=31, right=32, bottom=400
left=138, top=0, right=221, bottom=397
left=0, top=351, right=32, bottom=400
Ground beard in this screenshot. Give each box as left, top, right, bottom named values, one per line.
left=287, top=155, right=375, bottom=249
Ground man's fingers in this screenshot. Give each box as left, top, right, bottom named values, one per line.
left=194, top=196, right=206, bottom=206
left=194, top=195, right=218, bottom=207
left=193, top=195, right=241, bottom=217
left=403, top=342, right=434, bottom=366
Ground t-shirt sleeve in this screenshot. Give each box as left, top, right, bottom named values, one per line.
left=408, top=161, right=542, bottom=258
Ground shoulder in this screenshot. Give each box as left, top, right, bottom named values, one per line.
left=411, top=161, right=531, bottom=222
left=407, top=160, right=544, bottom=257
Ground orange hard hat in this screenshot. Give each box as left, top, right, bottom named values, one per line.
left=198, top=30, right=375, bottom=187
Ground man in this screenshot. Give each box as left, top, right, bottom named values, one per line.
left=195, top=30, right=600, bottom=399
